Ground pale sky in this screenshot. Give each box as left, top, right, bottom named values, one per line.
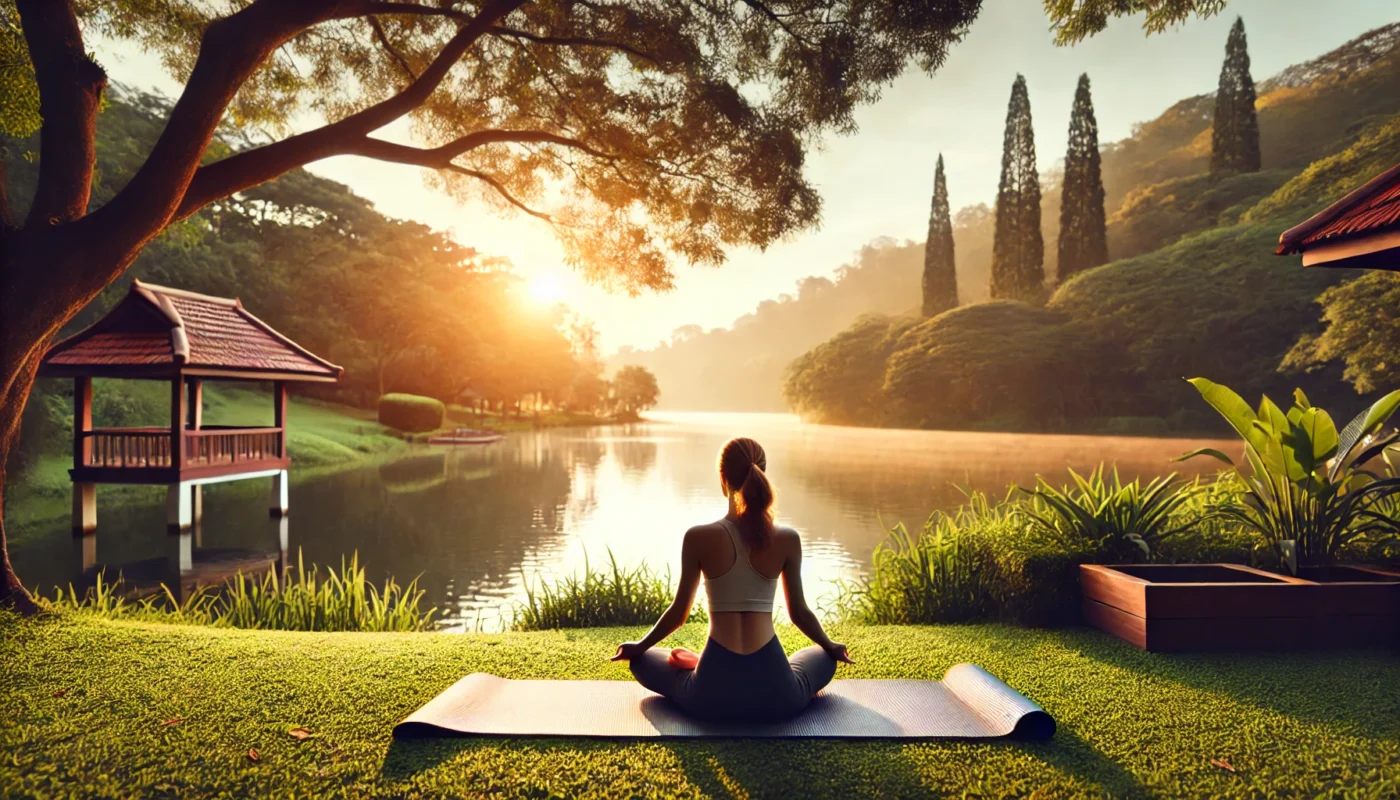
left=97, top=0, right=1398, bottom=354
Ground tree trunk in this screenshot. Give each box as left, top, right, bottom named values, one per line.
left=0, top=348, right=43, bottom=614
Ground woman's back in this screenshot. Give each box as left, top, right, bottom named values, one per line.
left=694, top=520, right=793, bottom=654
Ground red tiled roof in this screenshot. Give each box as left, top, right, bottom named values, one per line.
left=1278, top=162, right=1400, bottom=254
left=42, top=282, right=342, bottom=379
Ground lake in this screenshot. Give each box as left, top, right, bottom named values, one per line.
left=11, top=412, right=1236, bottom=630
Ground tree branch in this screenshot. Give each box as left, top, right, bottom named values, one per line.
left=345, top=129, right=616, bottom=166
left=16, top=0, right=106, bottom=226
left=169, top=0, right=526, bottom=222
left=77, top=0, right=348, bottom=260
left=368, top=15, right=419, bottom=82
left=446, top=165, right=554, bottom=222
left=359, top=2, right=470, bottom=21
left=487, top=26, right=660, bottom=64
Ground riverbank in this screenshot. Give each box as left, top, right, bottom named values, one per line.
left=2, top=611, right=1395, bottom=798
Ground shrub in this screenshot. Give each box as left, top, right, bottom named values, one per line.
left=377, top=393, right=445, bottom=433
left=1018, top=465, right=1208, bottom=562
left=513, top=550, right=707, bottom=631
left=46, top=551, right=436, bottom=632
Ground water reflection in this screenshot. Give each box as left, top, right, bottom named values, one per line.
left=10, top=412, right=1237, bottom=631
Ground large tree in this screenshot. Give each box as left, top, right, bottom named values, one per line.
left=989, top=74, right=1043, bottom=302
left=0, top=0, right=1234, bottom=611
left=1057, top=73, right=1108, bottom=280
left=1210, top=16, right=1260, bottom=175
left=921, top=154, right=956, bottom=317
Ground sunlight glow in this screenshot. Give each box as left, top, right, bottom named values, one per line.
left=527, top=272, right=566, bottom=305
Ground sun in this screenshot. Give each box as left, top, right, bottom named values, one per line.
left=526, top=272, right=566, bottom=305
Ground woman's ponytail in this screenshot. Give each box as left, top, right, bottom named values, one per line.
left=718, top=437, right=775, bottom=549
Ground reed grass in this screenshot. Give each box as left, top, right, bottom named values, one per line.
left=45, top=551, right=436, bottom=632
left=512, top=550, right=707, bottom=631
left=835, top=491, right=1010, bottom=625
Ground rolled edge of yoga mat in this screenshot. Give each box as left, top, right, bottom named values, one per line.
left=394, top=673, right=505, bottom=738
left=941, top=663, right=1056, bottom=741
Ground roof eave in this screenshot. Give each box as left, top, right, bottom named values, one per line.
left=1278, top=162, right=1400, bottom=253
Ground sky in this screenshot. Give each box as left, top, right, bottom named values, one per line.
left=96, top=0, right=1399, bottom=354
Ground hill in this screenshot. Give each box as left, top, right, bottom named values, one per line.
left=617, top=22, right=1400, bottom=413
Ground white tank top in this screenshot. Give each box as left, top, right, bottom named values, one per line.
left=705, top=518, right=779, bottom=614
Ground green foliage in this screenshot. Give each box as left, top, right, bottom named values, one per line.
left=611, top=365, right=660, bottom=417
left=1108, top=168, right=1292, bottom=259
left=0, top=0, right=39, bottom=137
left=1049, top=222, right=1344, bottom=416
left=781, top=314, right=913, bottom=425
left=1211, top=17, right=1261, bottom=175
left=377, top=393, right=446, bottom=433
left=1020, top=465, right=1206, bottom=562
left=1285, top=271, right=1400, bottom=394
left=921, top=155, right=957, bottom=316
left=1243, top=113, right=1400, bottom=224
left=513, top=551, right=705, bottom=631
left=836, top=494, right=1005, bottom=625
left=1057, top=73, right=1109, bottom=279
left=1045, top=0, right=1227, bottom=45
left=44, top=552, right=436, bottom=632
left=881, top=302, right=1103, bottom=430
left=1177, top=379, right=1400, bottom=572
left=990, top=75, right=1044, bottom=302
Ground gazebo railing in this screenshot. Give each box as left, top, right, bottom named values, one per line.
left=83, top=428, right=173, bottom=468
left=81, top=427, right=283, bottom=469
left=184, top=427, right=283, bottom=466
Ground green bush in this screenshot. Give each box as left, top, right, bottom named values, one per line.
left=513, top=550, right=707, bottom=631
left=377, top=392, right=445, bottom=433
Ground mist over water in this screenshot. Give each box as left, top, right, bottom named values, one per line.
left=12, top=413, right=1236, bottom=631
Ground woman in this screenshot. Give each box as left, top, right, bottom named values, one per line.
left=611, top=437, right=853, bottom=722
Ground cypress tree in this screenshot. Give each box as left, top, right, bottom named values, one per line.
left=1057, top=73, right=1108, bottom=280
left=922, top=154, right=957, bottom=317
left=990, top=74, right=1043, bottom=302
left=1210, top=17, right=1261, bottom=174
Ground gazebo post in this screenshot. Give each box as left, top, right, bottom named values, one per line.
left=71, top=376, right=96, bottom=535
left=167, top=374, right=189, bottom=533
left=186, top=378, right=203, bottom=527
left=270, top=381, right=288, bottom=518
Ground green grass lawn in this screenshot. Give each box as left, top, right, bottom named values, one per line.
left=3, top=612, right=1396, bottom=799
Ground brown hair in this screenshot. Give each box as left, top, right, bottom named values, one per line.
left=718, top=437, right=775, bottom=549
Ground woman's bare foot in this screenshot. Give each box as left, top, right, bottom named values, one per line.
left=667, top=647, right=699, bottom=670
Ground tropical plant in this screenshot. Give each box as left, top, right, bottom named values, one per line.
left=512, top=550, right=706, bottom=631
left=1019, top=464, right=1204, bottom=561
left=1176, top=378, right=1400, bottom=573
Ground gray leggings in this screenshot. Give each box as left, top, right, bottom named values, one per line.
left=629, top=636, right=837, bottom=722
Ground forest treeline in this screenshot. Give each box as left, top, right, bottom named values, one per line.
left=617, top=21, right=1400, bottom=428
left=6, top=88, right=620, bottom=468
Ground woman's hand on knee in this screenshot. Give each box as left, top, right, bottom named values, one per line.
left=611, top=641, right=648, bottom=661
left=823, top=641, right=854, bottom=664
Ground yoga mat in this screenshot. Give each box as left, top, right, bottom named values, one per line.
left=394, top=663, right=1054, bottom=740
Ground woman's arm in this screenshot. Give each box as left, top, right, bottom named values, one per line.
left=782, top=532, right=854, bottom=664
left=611, top=528, right=703, bottom=660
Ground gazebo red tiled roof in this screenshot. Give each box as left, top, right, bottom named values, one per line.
left=1277, top=163, right=1400, bottom=269
left=41, top=281, right=342, bottom=381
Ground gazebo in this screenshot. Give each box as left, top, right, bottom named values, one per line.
left=39, top=281, right=342, bottom=534
left=1276, top=162, right=1400, bottom=269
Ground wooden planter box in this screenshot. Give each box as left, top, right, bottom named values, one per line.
left=1081, top=563, right=1400, bottom=652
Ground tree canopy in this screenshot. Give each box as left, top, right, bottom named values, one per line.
left=1211, top=16, right=1261, bottom=174
left=1057, top=73, right=1108, bottom=280
left=990, top=74, right=1043, bottom=302
left=921, top=154, right=957, bottom=316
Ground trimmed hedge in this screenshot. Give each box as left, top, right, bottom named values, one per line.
left=377, top=393, right=445, bottom=433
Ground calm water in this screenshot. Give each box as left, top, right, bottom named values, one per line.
left=12, top=412, right=1236, bottom=630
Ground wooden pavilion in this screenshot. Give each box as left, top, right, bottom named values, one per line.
left=1277, top=162, right=1400, bottom=269
left=39, top=281, right=342, bottom=533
